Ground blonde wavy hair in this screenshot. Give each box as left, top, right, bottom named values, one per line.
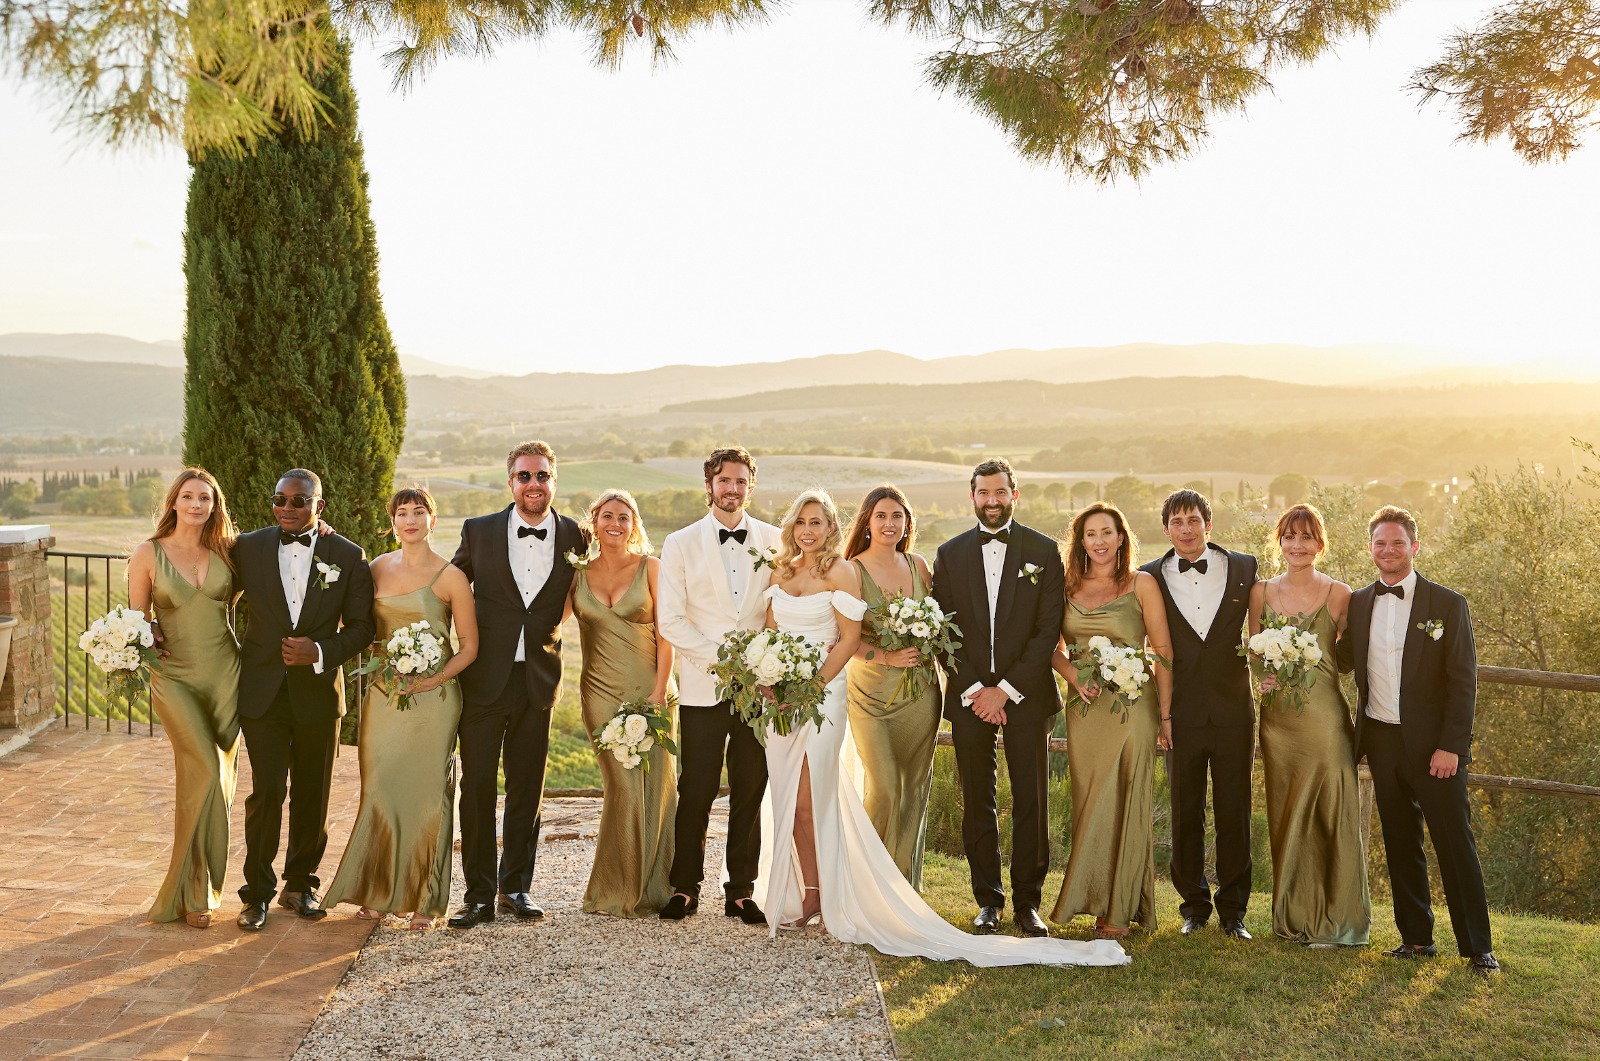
left=583, top=489, right=652, bottom=555
left=775, top=489, right=843, bottom=581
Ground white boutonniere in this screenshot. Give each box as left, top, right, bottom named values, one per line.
left=565, top=541, right=601, bottom=570
left=1417, top=618, right=1444, bottom=641
left=1019, top=562, right=1043, bottom=585
left=314, top=561, right=341, bottom=589
left=749, top=546, right=779, bottom=573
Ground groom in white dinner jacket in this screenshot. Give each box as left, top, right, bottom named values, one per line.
left=656, top=447, right=782, bottom=923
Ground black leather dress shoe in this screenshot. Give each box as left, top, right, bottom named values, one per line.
left=278, top=890, right=328, bottom=921
left=1221, top=918, right=1253, bottom=940
left=1470, top=952, right=1501, bottom=976
left=972, top=906, right=1002, bottom=934
left=447, top=903, right=496, bottom=929
left=497, top=893, right=544, bottom=920
left=237, top=902, right=268, bottom=931
left=659, top=893, right=699, bottom=921
left=1180, top=916, right=1208, bottom=936
left=1383, top=942, right=1437, bottom=959
left=725, top=897, right=767, bottom=925
left=1014, top=908, right=1049, bottom=938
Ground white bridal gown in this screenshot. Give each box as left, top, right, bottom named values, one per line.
left=756, top=586, right=1131, bottom=968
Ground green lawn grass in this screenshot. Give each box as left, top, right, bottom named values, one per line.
left=879, top=853, right=1600, bottom=1060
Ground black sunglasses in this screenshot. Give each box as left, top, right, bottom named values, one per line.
left=271, top=493, right=320, bottom=509
left=512, top=470, right=554, bottom=485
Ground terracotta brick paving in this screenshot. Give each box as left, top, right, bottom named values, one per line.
left=0, top=726, right=376, bottom=1060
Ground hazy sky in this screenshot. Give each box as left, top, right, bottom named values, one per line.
left=2, top=0, right=1596, bottom=376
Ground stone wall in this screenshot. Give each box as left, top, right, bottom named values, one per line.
left=0, top=525, right=56, bottom=731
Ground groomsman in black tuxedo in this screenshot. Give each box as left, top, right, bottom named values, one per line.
left=1142, top=490, right=1258, bottom=939
left=932, top=458, right=1065, bottom=938
left=234, top=469, right=375, bottom=930
left=1338, top=505, right=1497, bottom=974
left=447, top=441, right=586, bottom=929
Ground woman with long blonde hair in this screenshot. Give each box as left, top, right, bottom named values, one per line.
left=1049, top=502, right=1174, bottom=938
left=754, top=490, right=1125, bottom=967
left=125, top=468, right=242, bottom=928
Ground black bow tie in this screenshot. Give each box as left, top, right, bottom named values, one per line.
left=279, top=530, right=312, bottom=548
left=719, top=527, right=748, bottom=545
left=517, top=525, right=548, bottom=540
left=1178, top=557, right=1208, bottom=574
left=978, top=527, right=1009, bottom=545
left=1375, top=582, right=1405, bottom=599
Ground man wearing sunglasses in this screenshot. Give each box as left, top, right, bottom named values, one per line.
left=233, top=469, right=375, bottom=930
left=447, top=441, right=587, bottom=929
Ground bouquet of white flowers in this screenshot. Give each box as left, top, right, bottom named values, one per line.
left=863, top=591, right=962, bottom=702
left=1239, top=614, right=1323, bottom=713
left=1066, top=634, right=1163, bottom=722
left=78, top=605, right=160, bottom=705
left=592, top=696, right=678, bottom=774
left=712, top=628, right=827, bottom=746
left=355, top=619, right=452, bottom=711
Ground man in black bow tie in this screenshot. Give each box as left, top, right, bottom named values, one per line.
left=1338, top=506, right=1497, bottom=974
left=932, top=458, right=1065, bottom=937
left=234, top=469, right=375, bottom=929
left=447, top=441, right=587, bottom=928
left=1141, top=490, right=1258, bottom=938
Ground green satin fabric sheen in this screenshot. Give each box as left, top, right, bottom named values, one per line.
left=846, top=557, right=941, bottom=890
left=1050, top=591, right=1158, bottom=930
left=1259, top=603, right=1371, bottom=945
left=147, top=544, right=242, bottom=922
left=574, top=562, right=677, bottom=917
left=323, top=576, right=462, bottom=917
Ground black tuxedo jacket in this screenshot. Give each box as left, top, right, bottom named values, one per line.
left=234, top=527, right=375, bottom=721
left=1141, top=544, right=1258, bottom=728
left=932, top=522, right=1066, bottom=724
left=451, top=505, right=586, bottom=708
left=1338, top=573, right=1477, bottom=766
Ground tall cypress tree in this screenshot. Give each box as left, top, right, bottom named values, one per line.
left=182, top=35, right=405, bottom=556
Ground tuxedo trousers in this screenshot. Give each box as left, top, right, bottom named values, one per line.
left=668, top=701, right=768, bottom=901
left=458, top=662, right=553, bottom=905
left=1167, top=722, right=1255, bottom=922
left=1363, top=718, right=1492, bottom=956
left=238, top=685, right=340, bottom=903
left=950, top=707, right=1052, bottom=912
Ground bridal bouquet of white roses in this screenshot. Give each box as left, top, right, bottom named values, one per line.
left=592, top=696, right=678, bottom=774
left=356, top=619, right=451, bottom=711
left=1066, top=635, right=1163, bottom=722
left=712, top=629, right=827, bottom=746
left=79, top=605, right=160, bottom=705
left=864, top=592, right=962, bottom=702
left=1239, top=615, right=1323, bottom=713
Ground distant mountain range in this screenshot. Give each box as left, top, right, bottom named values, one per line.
left=1, top=332, right=1595, bottom=437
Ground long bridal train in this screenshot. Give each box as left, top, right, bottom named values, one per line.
left=756, top=586, right=1130, bottom=968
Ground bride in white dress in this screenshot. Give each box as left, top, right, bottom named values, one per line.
left=755, top=490, right=1129, bottom=968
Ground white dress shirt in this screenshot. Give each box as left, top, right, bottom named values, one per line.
left=717, top=513, right=753, bottom=611
left=1163, top=547, right=1229, bottom=640
left=1364, top=569, right=1418, bottom=724
left=508, top=509, right=556, bottom=662
left=277, top=537, right=324, bottom=671
left=962, top=521, right=1023, bottom=707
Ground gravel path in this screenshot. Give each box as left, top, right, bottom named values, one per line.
left=296, top=821, right=896, bottom=1060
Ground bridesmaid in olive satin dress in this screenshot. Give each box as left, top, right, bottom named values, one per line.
left=1049, top=503, right=1174, bottom=938
left=843, top=485, right=941, bottom=890
left=323, top=488, right=478, bottom=930
left=569, top=490, right=677, bottom=916
left=126, top=468, right=242, bottom=929
left=1250, top=504, right=1370, bottom=947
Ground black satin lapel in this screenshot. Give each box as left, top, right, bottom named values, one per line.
left=296, top=536, right=329, bottom=633
left=964, top=531, right=991, bottom=663
left=1352, top=585, right=1376, bottom=689
left=487, top=508, right=519, bottom=604
left=530, top=515, right=580, bottom=608
left=259, top=532, right=295, bottom=633
left=1400, top=577, right=1431, bottom=689
left=993, top=536, right=1024, bottom=630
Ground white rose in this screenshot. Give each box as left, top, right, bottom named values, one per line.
left=611, top=746, right=632, bottom=764
left=318, top=562, right=340, bottom=583
left=796, top=661, right=815, bottom=679
left=1303, top=644, right=1323, bottom=666
left=625, top=754, right=642, bottom=770
left=623, top=714, right=650, bottom=742
left=1430, top=626, right=1443, bottom=641
left=754, top=654, right=786, bottom=685
left=1088, top=635, right=1111, bottom=653
left=636, top=735, right=654, bottom=754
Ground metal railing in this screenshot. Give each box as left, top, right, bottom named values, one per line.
left=48, top=551, right=154, bottom=734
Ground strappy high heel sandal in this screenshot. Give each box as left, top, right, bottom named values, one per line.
left=407, top=913, right=434, bottom=931
left=779, top=887, right=824, bottom=931
left=355, top=907, right=382, bottom=920
left=183, top=911, right=214, bottom=929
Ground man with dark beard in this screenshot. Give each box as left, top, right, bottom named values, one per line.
left=931, top=458, right=1066, bottom=938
